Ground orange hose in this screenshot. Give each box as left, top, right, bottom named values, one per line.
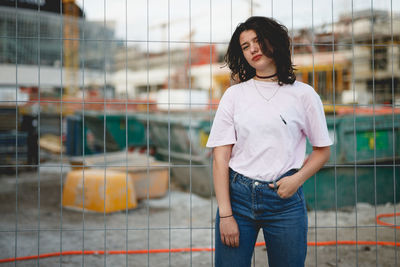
left=1, top=241, right=399, bottom=263
left=1, top=213, right=399, bottom=264
left=376, top=212, right=400, bottom=229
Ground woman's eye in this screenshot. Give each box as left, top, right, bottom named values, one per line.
left=242, top=46, right=248, bottom=50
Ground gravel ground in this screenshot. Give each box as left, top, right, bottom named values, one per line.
left=0, top=168, right=399, bottom=267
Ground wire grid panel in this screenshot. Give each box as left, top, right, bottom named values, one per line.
left=0, top=0, right=399, bottom=266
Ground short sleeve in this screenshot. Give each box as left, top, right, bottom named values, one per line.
left=206, top=88, right=237, bottom=147
left=302, top=89, right=333, bottom=147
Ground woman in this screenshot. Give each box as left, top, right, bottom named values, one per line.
left=206, top=16, right=332, bottom=267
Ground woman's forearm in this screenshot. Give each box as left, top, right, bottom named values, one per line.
left=213, top=145, right=233, bottom=216
left=294, top=146, right=331, bottom=186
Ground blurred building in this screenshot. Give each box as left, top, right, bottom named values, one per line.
left=0, top=0, right=117, bottom=99
left=111, top=9, right=400, bottom=105
left=111, top=44, right=224, bottom=100
left=293, top=9, right=400, bottom=105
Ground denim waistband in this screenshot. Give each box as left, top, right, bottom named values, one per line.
left=229, top=168, right=298, bottom=190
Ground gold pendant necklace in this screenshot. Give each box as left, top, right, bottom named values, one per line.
left=253, top=79, right=280, bottom=102
left=253, top=79, right=287, bottom=125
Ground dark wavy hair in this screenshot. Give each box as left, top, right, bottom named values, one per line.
left=224, top=16, right=296, bottom=85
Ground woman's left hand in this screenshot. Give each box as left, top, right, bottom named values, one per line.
left=268, top=175, right=301, bottom=199
left=269, top=146, right=331, bottom=198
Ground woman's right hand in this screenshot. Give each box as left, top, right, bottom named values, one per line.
left=219, top=216, right=240, bottom=247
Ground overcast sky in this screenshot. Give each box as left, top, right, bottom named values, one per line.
left=76, top=0, right=399, bottom=51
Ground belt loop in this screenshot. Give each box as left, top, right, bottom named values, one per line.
left=233, top=172, right=238, bottom=183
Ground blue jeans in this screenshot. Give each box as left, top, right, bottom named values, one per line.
left=215, top=168, right=307, bottom=267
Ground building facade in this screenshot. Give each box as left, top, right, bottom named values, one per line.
left=0, top=1, right=116, bottom=98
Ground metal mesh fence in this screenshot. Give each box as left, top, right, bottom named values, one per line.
left=0, top=0, right=399, bottom=266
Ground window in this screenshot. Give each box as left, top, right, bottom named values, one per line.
left=371, top=46, right=387, bottom=71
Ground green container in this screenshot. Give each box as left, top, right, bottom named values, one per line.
left=136, top=112, right=213, bottom=160
left=303, top=113, right=400, bottom=209
left=339, top=114, right=400, bottom=163
left=67, top=115, right=120, bottom=156
left=97, top=114, right=148, bottom=149
left=303, top=165, right=400, bottom=210
left=67, top=112, right=149, bottom=156
left=306, top=113, right=400, bottom=164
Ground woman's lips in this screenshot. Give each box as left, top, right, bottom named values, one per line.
left=252, top=55, right=262, bottom=61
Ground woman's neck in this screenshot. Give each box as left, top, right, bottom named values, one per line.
left=254, top=66, right=277, bottom=82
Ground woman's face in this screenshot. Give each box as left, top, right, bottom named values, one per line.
left=239, top=29, right=275, bottom=73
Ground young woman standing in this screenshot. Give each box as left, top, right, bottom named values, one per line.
left=206, top=16, right=333, bottom=267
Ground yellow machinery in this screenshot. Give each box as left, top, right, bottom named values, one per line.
left=62, top=0, right=80, bottom=97
left=62, top=169, right=138, bottom=213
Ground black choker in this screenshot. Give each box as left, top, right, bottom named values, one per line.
left=256, top=73, right=277, bottom=79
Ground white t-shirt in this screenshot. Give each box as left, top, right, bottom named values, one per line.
left=206, top=78, right=333, bottom=182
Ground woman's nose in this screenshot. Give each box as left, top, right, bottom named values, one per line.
left=250, top=43, right=258, bottom=53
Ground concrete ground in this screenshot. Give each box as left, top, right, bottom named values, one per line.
left=0, top=166, right=399, bottom=266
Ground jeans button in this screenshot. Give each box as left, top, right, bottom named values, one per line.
left=254, top=181, right=259, bottom=186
